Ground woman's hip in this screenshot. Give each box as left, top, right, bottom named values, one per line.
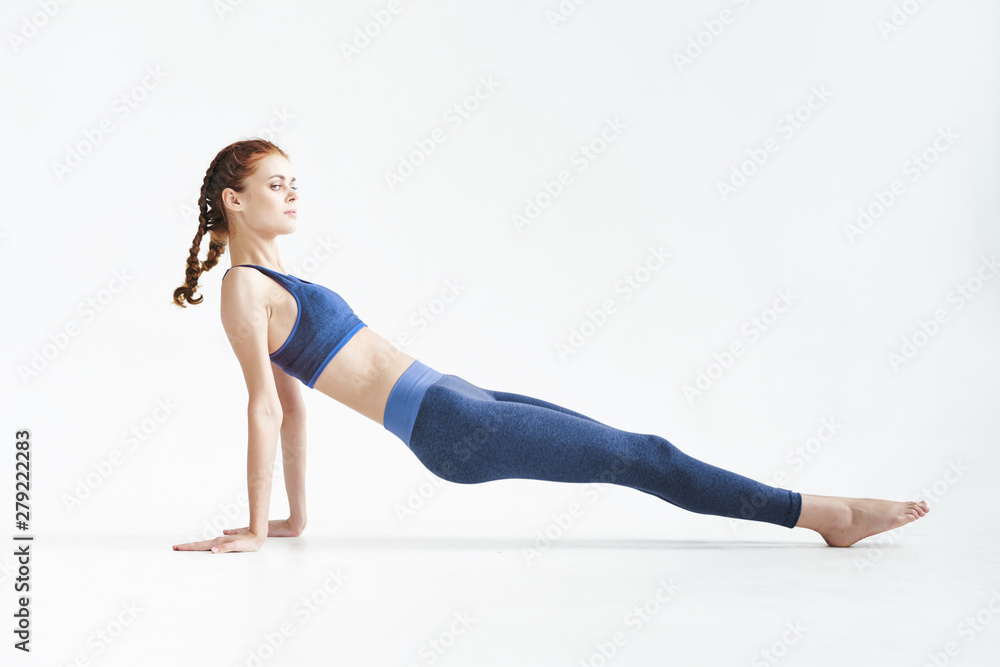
left=382, top=359, right=447, bottom=445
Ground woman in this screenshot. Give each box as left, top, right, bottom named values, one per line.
left=171, top=139, right=928, bottom=554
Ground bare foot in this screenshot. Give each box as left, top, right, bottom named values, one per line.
left=795, top=494, right=930, bottom=547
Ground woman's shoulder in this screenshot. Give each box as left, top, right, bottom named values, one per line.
left=219, top=266, right=276, bottom=315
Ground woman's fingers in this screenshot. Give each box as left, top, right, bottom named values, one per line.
left=211, top=534, right=264, bottom=554
left=172, top=536, right=223, bottom=551
left=173, top=533, right=263, bottom=553
left=174, top=524, right=281, bottom=551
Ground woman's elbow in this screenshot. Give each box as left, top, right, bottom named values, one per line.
left=248, top=399, right=283, bottom=421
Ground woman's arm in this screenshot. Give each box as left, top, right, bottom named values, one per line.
left=220, top=276, right=286, bottom=546
left=177, top=271, right=283, bottom=553
left=280, top=411, right=308, bottom=533
left=174, top=397, right=279, bottom=553
left=273, top=364, right=308, bottom=534
left=246, top=403, right=282, bottom=538
left=209, top=356, right=309, bottom=542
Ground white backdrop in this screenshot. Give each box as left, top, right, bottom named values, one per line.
left=2, top=1, right=997, bottom=551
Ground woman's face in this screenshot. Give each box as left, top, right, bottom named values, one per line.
left=223, top=152, right=298, bottom=237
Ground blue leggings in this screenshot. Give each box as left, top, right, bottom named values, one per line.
left=383, top=360, right=802, bottom=529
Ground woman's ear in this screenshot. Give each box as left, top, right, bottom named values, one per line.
left=221, top=187, right=242, bottom=213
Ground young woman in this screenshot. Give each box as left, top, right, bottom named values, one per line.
left=171, top=139, right=928, bottom=554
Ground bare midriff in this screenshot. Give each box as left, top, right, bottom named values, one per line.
left=310, top=327, right=417, bottom=426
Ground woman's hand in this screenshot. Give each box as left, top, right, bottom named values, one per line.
left=223, top=518, right=305, bottom=538
left=172, top=531, right=266, bottom=554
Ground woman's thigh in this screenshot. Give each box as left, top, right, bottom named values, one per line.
left=482, top=387, right=605, bottom=425
left=407, top=375, right=638, bottom=485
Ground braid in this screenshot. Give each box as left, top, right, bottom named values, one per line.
left=172, top=138, right=287, bottom=308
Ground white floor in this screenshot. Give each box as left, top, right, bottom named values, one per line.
left=23, top=530, right=1000, bottom=666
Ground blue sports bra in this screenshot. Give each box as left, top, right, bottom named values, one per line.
left=222, top=264, right=367, bottom=388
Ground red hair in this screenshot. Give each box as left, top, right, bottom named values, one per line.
left=172, top=138, right=289, bottom=307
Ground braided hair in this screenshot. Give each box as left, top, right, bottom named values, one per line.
left=172, top=138, right=289, bottom=307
